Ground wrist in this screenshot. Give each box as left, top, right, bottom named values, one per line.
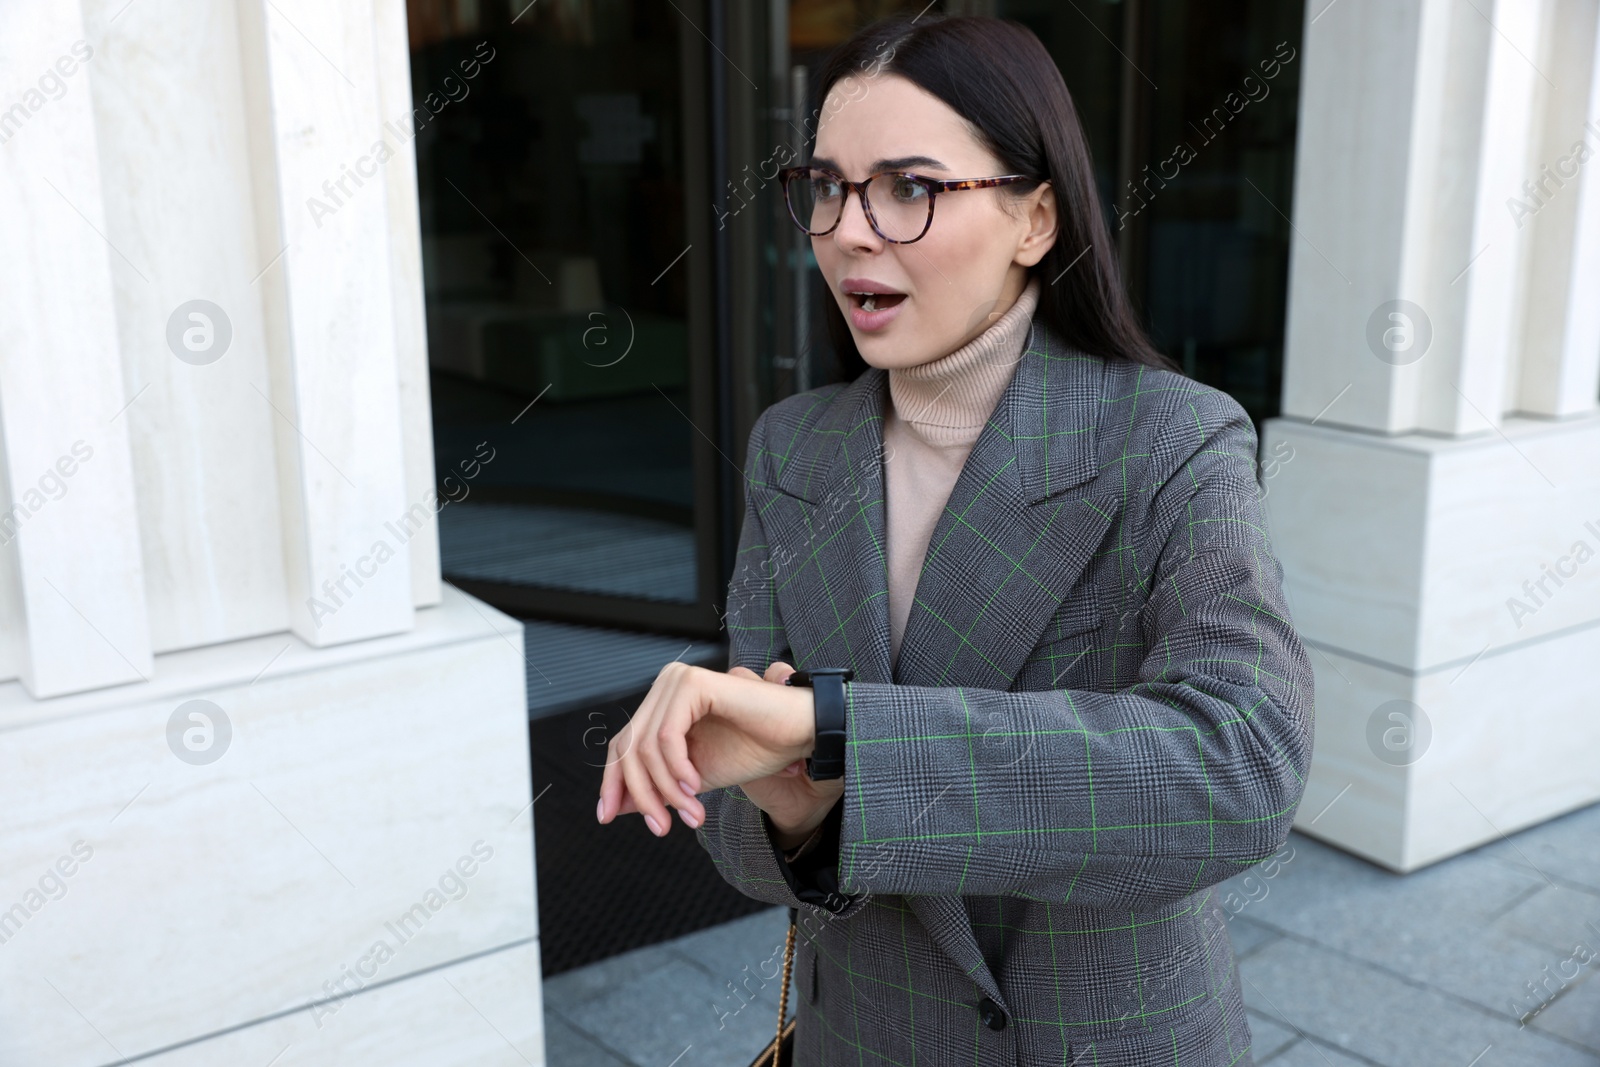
left=771, top=811, right=827, bottom=851
left=774, top=823, right=817, bottom=853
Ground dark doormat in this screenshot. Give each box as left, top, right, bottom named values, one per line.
left=530, top=693, right=772, bottom=977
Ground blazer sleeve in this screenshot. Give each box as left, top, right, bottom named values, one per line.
left=691, top=408, right=871, bottom=920
left=833, top=393, right=1315, bottom=910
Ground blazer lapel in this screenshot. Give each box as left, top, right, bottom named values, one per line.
left=764, top=314, right=1116, bottom=1011
left=893, top=317, right=1113, bottom=690
left=764, top=367, right=896, bottom=684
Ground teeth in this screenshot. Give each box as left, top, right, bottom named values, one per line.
left=862, top=294, right=878, bottom=312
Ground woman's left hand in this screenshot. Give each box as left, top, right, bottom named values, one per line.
left=595, top=661, right=816, bottom=837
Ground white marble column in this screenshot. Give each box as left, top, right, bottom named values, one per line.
left=238, top=0, right=418, bottom=649
left=1268, top=0, right=1600, bottom=871
left=79, top=0, right=290, bottom=656
left=0, top=2, right=153, bottom=698
left=375, top=0, right=444, bottom=612
left=1514, top=0, right=1600, bottom=416
left=0, top=2, right=540, bottom=1063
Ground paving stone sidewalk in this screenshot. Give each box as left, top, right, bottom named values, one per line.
left=544, top=802, right=1600, bottom=1066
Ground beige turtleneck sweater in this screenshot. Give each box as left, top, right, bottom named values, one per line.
left=779, top=278, right=1042, bottom=865
left=883, top=275, right=1040, bottom=672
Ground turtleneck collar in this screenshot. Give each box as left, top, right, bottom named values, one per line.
left=886, top=275, right=1041, bottom=450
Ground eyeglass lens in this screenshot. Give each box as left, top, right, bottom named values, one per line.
left=787, top=169, right=931, bottom=242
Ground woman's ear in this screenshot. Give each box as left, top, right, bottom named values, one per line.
left=1014, top=181, right=1058, bottom=268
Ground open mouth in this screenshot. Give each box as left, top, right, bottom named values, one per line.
left=846, top=291, right=907, bottom=313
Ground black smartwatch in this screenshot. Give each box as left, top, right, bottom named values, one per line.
left=784, top=667, right=853, bottom=780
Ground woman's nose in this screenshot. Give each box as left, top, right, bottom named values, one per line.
left=832, top=187, right=883, bottom=252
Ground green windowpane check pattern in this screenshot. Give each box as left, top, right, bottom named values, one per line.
left=695, top=316, right=1313, bottom=1066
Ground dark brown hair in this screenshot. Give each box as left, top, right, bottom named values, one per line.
left=809, top=14, right=1181, bottom=378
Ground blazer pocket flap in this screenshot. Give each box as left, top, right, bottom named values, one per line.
left=1030, top=601, right=1102, bottom=654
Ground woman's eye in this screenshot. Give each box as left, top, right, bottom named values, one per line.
left=814, top=177, right=842, bottom=200
left=891, top=177, right=927, bottom=203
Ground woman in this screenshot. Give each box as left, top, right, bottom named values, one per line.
left=596, top=14, right=1314, bottom=1066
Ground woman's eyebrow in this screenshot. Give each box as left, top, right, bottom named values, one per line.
left=809, top=154, right=950, bottom=174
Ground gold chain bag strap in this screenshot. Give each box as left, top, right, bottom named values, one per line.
left=747, top=914, right=797, bottom=1067
left=752, top=801, right=833, bottom=1065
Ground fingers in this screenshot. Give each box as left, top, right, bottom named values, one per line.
left=649, top=692, right=705, bottom=827
left=619, top=668, right=676, bottom=836
left=597, top=726, right=618, bottom=822
left=601, top=760, right=641, bottom=820
left=601, top=661, right=770, bottom=836
left=620, top=744, right=671, bottom=836
left=596, top=717, right=634, bottom=824
left=607, top=661, right=709, bottom=839
left=598, top=680, right=663, bottom=830
left=642, top=731, right=700, bottom=828
left=652, top=716, right=704, bottom=819
left=657, top=667, right=705, bottom=822
left=639, top=665, right=709, bottom=826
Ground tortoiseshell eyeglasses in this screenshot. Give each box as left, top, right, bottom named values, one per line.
left=777, top=165, right=1033, bottom=244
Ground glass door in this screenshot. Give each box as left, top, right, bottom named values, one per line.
left=407, top=0, right=730, bottom=635
left=1001, top=0, right=1305, bottom=427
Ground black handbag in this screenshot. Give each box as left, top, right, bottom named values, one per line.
left=746, top=914, right=798, bottom=1066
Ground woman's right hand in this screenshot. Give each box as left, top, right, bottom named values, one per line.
left=727, top=661, right=845, bottom=846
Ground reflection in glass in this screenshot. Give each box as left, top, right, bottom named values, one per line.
left=408, top=1, right=697, bottom=609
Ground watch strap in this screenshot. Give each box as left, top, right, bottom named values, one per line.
left=786, top=667, right=851, bottom=780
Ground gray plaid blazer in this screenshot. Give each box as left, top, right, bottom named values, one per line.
left=696, top=316, right=1314, bottom=1066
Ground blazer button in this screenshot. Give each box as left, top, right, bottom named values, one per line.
left=978, top=995, right=1008, bottom=1031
